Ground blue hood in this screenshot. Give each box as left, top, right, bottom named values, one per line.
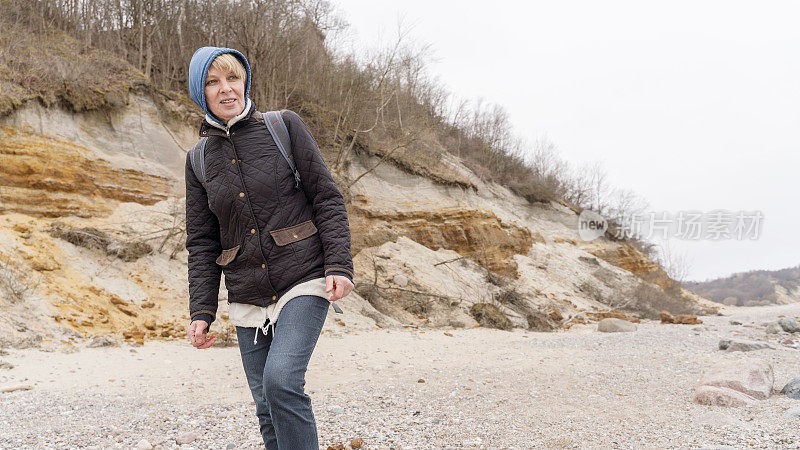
left=188, top=47, right=252, bottom=126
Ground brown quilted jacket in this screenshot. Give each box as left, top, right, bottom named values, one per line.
left=185, top=105, right=354, bottom=323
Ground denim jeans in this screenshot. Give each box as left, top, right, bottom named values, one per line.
left=236, top=295, right=329, bottom=450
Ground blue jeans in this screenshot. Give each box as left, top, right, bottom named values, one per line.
left=236, top=295, right=329, bottom=450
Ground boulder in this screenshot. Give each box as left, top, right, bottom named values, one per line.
left=765, top=322, right=782, bottom=334
left=779, top=376, right=800, bottom=399
left=674, top=314, right=702, bottom=325
left=718, top=339, right=775, bottom=352
left=597, top=318, right=636, bottom=332
left=693, top=385, right=758, bottom=407
left=778, top=318, right=800, bottom=333
left=696, top=358, right=773, bottom=400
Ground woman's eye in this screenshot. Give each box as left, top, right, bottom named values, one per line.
left=205, top=80, right=216, bottom=86
left=229, top=76, right=238, bottom=80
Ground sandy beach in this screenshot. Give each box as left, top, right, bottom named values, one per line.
left=1, top=302, right=799, bottom=449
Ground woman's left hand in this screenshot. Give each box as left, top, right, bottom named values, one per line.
left=325, top=275, right=354, bottom=302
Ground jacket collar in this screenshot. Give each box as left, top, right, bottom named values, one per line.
left=199, top=99, right=260, bottom=138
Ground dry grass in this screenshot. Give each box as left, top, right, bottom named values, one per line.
left=624, top=282, right=704, bottom=320
left=469, top=303, right=512, bottom=330
left=0, top=15, right=145, bottom=117
left=0, top=259, right=36, bottom=303
left=48, top=223, right=153, bottom=262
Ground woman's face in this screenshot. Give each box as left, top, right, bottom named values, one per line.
left=204, top=66, right=245, bottom=124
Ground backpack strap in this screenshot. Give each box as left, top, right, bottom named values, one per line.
left=189, top=137, right=209, bottom=184
left=263, top=111, right=301, bottom=189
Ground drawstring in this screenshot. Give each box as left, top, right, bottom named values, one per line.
left=254, top=318, right=278, bottom=345
left=254, top=321, right=270, bottom=345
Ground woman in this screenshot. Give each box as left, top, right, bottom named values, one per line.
left=184, top=46, right=355, bottom=449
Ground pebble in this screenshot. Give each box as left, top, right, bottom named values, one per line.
left=175, top=431, right=198, bottom=445
left=1, top=307, right=799, bottom=448
left=135, top=438, right=153, bottom=449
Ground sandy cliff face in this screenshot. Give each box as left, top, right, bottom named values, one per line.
left=0, top=93, right=709, bottom=347
left=0, top=126, right=174, bottom=217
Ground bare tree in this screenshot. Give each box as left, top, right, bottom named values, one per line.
left=655, top=240, right=693, bottom=283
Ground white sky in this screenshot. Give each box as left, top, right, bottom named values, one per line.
left=330, top=0, right=800, bottom=282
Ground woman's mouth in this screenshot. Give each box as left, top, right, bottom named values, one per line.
left=220, top=98, right=237, bottom=105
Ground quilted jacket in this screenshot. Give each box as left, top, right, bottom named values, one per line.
left=185, top=104, right=355, bottom=323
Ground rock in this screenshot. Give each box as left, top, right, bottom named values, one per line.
left=327, top=444, right=345, bottom=450
left=765, top=322, right=782, bottom=334
left=693, top=385, right=757, bottom=407
left=136, top=439, right=153, bottom=449
left=729, top=320, right=742, bottom=325
left=718, top=338, right=775, bottom=352
left=123, top=331, right=145, bottom=345
left=327, top=405, right=344, bottom=415
left=86, top=335, right=118, bottom=348
left=392, top=274, right=408, bottom=287
left=697, top=358, right=773, bottom=400
left=660, top=310, right=674, bottom=323
left=597, top=318, right=636, bottom=332
left=784, top=406, right=800, bottom=419
left=141, top=301, right=155, bottom=308
left=780, top=377, right=800, bottom=399
left=144, top=319, right=156, bottom=330
left=350, top=437, right=364, bottom=449
left=674, top=314, right=702, bottom=325
left=782, top=338, right=800, bottom=349
left=0, top=362, right=14, bottom=370
left=417, top=379, right=425, bottom=383
left=225, top=444, right=236, bottom=449
left=175, top=432, right=198, bottom=445
left=778, top=318, right=800, bottom=333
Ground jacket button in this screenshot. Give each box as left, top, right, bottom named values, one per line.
left=292, top=234, right=298, bottom=238
left=272, top=295, right=276, bottom=300
left=239, top=192, right=244, bottom=197
left=250, top=228, right=256, bottom=234
left=231, top=159, right=236, bottom=164
left=261, top=264, right=265, bottom=269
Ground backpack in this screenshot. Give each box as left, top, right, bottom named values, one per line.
left=189, top=110, right=301, bottom=189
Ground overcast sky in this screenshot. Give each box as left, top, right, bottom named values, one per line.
left=331, top=0, right=799, bottom=282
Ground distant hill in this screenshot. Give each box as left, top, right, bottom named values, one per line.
left=685, top=265, right=800, bottom=306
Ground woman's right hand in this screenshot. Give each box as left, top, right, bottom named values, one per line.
left=188, top=320, right=216, bottom=349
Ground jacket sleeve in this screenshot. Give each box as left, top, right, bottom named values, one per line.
left=185, top=150, right=222, bottom=322
left=283, top=110, right=355, bottom=280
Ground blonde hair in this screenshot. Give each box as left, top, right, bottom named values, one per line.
left=208, top=53, right=247, bottom=84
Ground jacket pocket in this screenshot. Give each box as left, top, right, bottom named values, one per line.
left=269, top=220, right=318, bottom=246
left=215, top=244, right=241, bottom=266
